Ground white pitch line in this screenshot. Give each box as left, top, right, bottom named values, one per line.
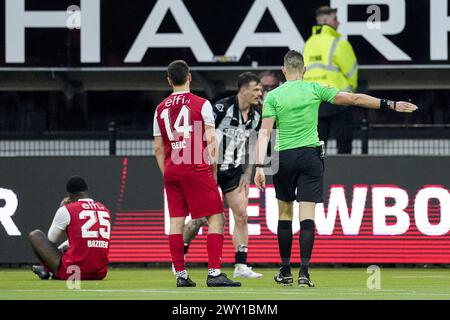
left=393, top=275, right=450, bottom=279
left=1, top=289, right=449, bottom=297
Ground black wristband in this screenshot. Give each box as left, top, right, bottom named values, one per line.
left=255, top=164, right=267, bottom=168
left=380, top=99, right=396, bottom=111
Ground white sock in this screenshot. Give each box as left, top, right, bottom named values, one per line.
left=176, top=270, right=188, bottom=280
left=208, top=268, right=221, bottom=277
left=237, top=244, right=248, bottom=252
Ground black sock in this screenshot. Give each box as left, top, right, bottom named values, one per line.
left=277, top=220, right=293, bottom=271
left=235, top=252, right=247, bottom=265
left=235, top=245, right=248, bottom=265
left=183, top=243, right=189, bottom=255
left=300, top=219, right=315, bottom=275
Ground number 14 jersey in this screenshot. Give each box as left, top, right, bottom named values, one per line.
left=153, top=91, right=215, bottom=174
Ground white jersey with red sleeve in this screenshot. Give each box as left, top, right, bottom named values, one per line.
left=153, top=92, right=215, bottom=175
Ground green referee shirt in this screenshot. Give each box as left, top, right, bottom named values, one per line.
left=263, top=80, right=339, bottom=151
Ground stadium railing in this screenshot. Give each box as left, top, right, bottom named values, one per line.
left=0, top=122, right=154, bottom=157
left=0, top=121, right=449, bottom=156
left=351, top=122, right=450, bottom=156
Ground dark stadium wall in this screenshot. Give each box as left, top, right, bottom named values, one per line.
left=0, top=157, right=130, bottom=263
left=0, top=156, right=449, bottom=264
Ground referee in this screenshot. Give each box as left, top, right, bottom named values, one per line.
left=255, top=50, right=417, bottom=287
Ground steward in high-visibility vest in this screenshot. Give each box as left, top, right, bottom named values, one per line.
left=303, top=6, right=358, bottom=154
left=304, top=24, right=358, bottom=93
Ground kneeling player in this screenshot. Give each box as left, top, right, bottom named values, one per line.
left=29, top=176, right=111, bottom=281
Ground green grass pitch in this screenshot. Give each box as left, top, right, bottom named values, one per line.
left=0, top=267, right=449, bottom=300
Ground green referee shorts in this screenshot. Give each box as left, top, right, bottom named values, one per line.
left=273, top=147, right=324, bottom=203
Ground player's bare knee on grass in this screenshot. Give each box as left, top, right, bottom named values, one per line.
left=29, top=229, right=62, bottom=273
left=28, top=229, right=44, bottom=242
left=28, top=230, right=50, bottom=254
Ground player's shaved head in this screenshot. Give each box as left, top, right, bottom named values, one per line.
left=167, top=60, right=190, bottom=86
left=66, top=176, right=88, bottom=195
left=284, top=50, right=304, bottom=72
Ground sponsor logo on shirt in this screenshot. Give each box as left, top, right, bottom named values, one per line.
left=221, top=127, right=249, bottom=142
left=215, top=104, right=225, bottom=112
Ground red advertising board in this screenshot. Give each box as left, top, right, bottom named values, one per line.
left=1, top=156, right=449, bottom=264
left=109, top=184, right=450, bottom=264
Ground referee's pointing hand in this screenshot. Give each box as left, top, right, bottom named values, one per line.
left=394, top=101, right=419, bottom=113
left=255, top=168, right=265, bottom=190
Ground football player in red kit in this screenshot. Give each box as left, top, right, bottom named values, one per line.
left=153, top=60, right=241, bottom=287
left=29, top=176, right=111, bottom=280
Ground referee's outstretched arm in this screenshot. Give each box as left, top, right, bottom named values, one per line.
left=333, top=92, right=418, bottom=113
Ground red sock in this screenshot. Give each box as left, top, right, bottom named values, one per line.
left=169, top=234, right=185, bottom=272
left=207, top=233, right=224, bottom=269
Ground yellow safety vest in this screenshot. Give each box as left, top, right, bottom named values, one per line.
left=303, top=25, right=358, bottom=92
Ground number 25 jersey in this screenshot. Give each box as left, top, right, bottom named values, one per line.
left=52, top=199, right=111, bottom=279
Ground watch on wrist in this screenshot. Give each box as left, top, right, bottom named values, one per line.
left=380, top=99, right=396, bottom=111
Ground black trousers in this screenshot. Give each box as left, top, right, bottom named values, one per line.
left=318, top=108, right=353, bottom=154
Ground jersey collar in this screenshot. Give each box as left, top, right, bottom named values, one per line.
left=232, top=96, right=257, bottom=129
left=231, top=96, right=241, bottom=126
left=171, top=91, right=190, bottom=95
left=312, top=24, right=341, bottom=38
